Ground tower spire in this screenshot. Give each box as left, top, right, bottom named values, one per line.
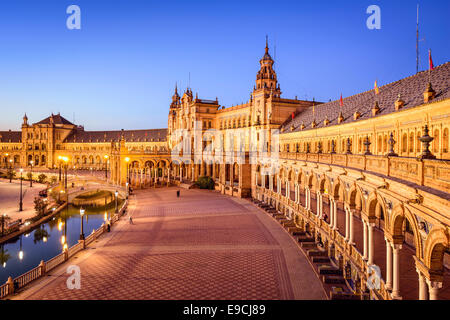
left=265, top=35, right=269, bottom=53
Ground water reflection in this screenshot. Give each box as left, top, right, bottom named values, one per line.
left=0, top=200, right=123, bottom=284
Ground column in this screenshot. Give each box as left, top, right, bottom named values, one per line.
left=345, top=208, right=350, bottom=241
left=349, top=209, right=354, bottom=244
left=417, top=271, right=428, bottom=300
left=305, top=187, right=310, bottom=210
left=317, top=192, right=322, bottom=217
left=329, top=198, right=334, bottom=226
left=277, top=178, right=281, bottom=194
left=368, top=223, right=374, bottom=265
left=179, top=165, right=182, bottom=182
left=269, top=175, right=273, bottom=191
left=285, top=181, right=289, bottom=198
left=362, top=221, right=368, bottom=259
left=392, top=244, right=402, bottom=299
left=385, top=239, right=393, bottom=290
left=294, top=183, right=298, bottom=203
left=332, top=200, right=338, bottom=229
left=427, top=281, right=442, bottom=300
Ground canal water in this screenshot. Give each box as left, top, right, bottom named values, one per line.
left=0, top=201, right=123, bottom=284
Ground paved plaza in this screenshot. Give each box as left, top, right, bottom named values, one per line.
left=14, top=188, right=326, bottom=300
left=0, top=179, right=46, bottom=222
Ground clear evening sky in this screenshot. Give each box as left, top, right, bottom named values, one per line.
left=0, top=0, right=448, bottom=131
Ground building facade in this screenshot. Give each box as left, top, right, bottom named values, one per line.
left=1, top=43, right=449, bottom=300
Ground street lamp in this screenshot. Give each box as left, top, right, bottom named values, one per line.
left=125, top=157, right=130, bottom=198
left=79, top=208, right=85, bottom=240
left=19, top=169, right=23, bottom=211
left=61, top=156, right=69, bottom=193
left=115, top=190, right=118, bottom=213
left=104, top=155, right=109, bottom=180
left=58, top=156, right=62, bottom=182
left=8, top=159, right=13, bottom=183
left=29, top=160, right=33, bottom=187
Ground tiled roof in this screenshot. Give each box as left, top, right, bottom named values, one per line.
left=0, top=131, right=21, bottom=143
left=34, top=114, right=74, bottom=126
left=281, top=62, right=450, bottom=133
left=64, top=128, right=167, bottom=143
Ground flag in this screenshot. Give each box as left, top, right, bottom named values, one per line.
left=374, top=80, right=379, bottom=95
left=429, top=49, right=434, bottom=70
left=340, top=93, right=343, bottom=108
left=291, top=112, right=295, bottom=120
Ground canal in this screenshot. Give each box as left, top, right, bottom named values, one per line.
left=0, top=201, right=123, bottom=284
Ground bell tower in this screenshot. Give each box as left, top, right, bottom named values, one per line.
left=254, top=36, right=281, bottom=97
left=251, top=37, right=281, bottom=126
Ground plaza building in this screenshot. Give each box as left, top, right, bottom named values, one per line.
left=1, top=42, right=449, bottom=300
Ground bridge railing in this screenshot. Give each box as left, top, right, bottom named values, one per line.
left=0, top=199, right=128, bottom=300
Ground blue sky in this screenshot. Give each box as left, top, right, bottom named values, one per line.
left=0, top=0, right=448, bottom=131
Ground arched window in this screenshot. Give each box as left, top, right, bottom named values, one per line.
left=433, top=129, right=440, bottom=153
left=402, top=133, right=407, bottom=153
left=409, top=132, right=414, bottom=153
left=443, top=128, right=449, bottom=153
left=416, top=131, right=421, bottom=153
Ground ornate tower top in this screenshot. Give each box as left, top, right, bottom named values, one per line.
left=23, top=113, right=28, bottom=125
left=170, top=83, right=181, bottom=109
left=255, top=37, right=280, bottom=97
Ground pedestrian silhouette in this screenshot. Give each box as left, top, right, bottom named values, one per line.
left=129, top=216, right=133, bottom=224
left=177, top=190, right=180, bottom=198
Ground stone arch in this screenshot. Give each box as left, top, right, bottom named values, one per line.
left=332, top=179, right=346, bottom=202
left=390, top=204, right=422, bottom=257
left=423, top=228, right=449, bottom=272
left=347, top=183, right=363, bottom=209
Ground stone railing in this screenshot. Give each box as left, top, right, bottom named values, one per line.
left=255, top=185, right=393, bottom=300
left=278, top=152, right=450, bottom=194
left=0, top=200, right=128, bottom=300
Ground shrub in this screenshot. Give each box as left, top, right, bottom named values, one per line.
left=37, top=173, right=47, bottom=184
left=49, top=176, right=57, bottom=184
left=195, top=176, right=215, bottom=190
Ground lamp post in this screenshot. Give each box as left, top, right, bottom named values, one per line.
left=29, top=160, right=33, bottom=187
left=58, top=156, right=62, bottom=182
left=61, top=156, right=69, bottom=193
left=79, top=208, right=85, bottom=240
left=4, top=153, right=8, bottom=169
left=104, top=155, right=109, bottom=180
left=8, top=159, right=13, bottom=183
left=115, top=190, right=118, bottom=213
left=19, top=169, right=23, bottom=211
left=125, top=157, right=130, bottom=198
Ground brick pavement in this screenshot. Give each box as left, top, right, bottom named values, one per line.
left=15, top=188, right=326, bottom=300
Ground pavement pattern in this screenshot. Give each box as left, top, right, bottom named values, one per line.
left=16, top=188, right=326, bottom=300
left=0, top=179, right=46, bottom=222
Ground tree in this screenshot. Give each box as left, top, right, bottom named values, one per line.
left=49, top=176, right=57, bottom=185
left=34, top=197, right=47, bottom=218
left=26, top=172, right=33, bottom=181
left=37, top=173, right=47, bottom=184
left=6, top=167, right=15, bottom=183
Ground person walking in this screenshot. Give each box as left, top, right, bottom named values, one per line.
left=177, top=190, right=180, bottom=198
left=129, top=216, right=133, bottom=224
